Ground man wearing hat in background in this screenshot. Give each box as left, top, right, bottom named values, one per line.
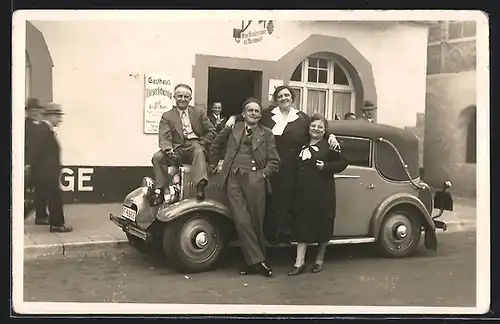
left=25, top=98, right=43, bottom=178
left=30, top=102, right=73, bottom=232
left=361, top=100, right=377, bottom=123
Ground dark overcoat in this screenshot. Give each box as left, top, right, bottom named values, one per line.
left=291, top=138, right=348, bottom=243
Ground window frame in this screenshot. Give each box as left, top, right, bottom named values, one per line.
left=336, top=135, right=373, bottom=169
left=289, top=55, right=355, bottom=120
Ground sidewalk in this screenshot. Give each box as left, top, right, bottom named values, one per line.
left=21, top=197, right=478, bottom=261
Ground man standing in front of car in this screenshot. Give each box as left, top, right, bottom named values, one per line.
left=151, top=83, right=216, bottom=204
left=209, top=97, right=280, bottom=278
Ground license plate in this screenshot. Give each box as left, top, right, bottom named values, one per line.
left=122, top=206, right=137, bottom=222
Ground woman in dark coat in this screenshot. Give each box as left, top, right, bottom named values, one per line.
left=288, top=114, right=348, bottom=276
left=224, top=85, right=340, bottom=243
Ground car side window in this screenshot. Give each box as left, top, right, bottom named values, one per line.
left=336, top=136, right=371, bottom=168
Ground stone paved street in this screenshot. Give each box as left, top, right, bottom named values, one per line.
left=23, top=232, right=476, bottom=307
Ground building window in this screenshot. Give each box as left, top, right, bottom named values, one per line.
left=465, top=107, right=476, bottom=164
left=25, top=52, right=31, bottom=101
left=289, top=55, right=355, bottom=120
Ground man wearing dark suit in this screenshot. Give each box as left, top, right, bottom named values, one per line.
left=30, top=103, right=73, bottom=232
left=25, top=98, right=43, bottom=181
left=151, top=83, right=216, bottom=203
left=209, top=97, right=280, bottom=278
left=25, top=98, right=44, bottom=217
left=208, top=101, right=228, bottom=134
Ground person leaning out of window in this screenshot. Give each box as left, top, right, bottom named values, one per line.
left=288, top=113, right=348, bottom=276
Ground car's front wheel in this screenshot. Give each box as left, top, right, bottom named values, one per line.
left=377, top=207, right=422, bottom=258
left=162, top=212, right=227, bottom=273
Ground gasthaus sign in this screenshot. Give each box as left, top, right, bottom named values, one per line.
left=143, top=74, right=174, bottom=134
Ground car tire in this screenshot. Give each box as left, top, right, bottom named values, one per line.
left=126, top=233, right=150, bottom=253
left=162, top=212, right=227, bottom=273
left=377, top=207, right=422, bottom=258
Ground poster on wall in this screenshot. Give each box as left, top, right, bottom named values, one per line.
left=144, top=73, right=174, bottom=134
left=268, top=79, right=284, bottom=101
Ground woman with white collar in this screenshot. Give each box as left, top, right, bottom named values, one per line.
left=225, top=85, right=340, bottom=244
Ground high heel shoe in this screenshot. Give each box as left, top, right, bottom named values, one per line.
left=311, top=262, right=323, bottom=273
left=288, top=264, right=306, bottom=276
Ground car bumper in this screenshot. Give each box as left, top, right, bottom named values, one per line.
left=109, top=213, right=151, bottom=242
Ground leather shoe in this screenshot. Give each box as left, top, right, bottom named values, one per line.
left=49, top=225, right=73, bottom=233
left=311, top=263, right=323, bottom=273
left=151, top=189, right=164, bottom=206
left=35, top=218, right=50, bottom=225
left=257, top=261, right=273, bottom=277
left=288, top=264, right=306, bottom=276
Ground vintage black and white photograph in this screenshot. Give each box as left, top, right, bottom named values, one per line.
left=12, top=10, right=489, bottom=315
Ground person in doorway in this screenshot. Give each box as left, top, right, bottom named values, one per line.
left=361, top=101, right=377, bottom=123
left=288, top=114, right=348, bottom=276
left=30, top=103, right=73, bottom=232
left=209, top=97, right=280, bottom=278
left=225, top=85, right=340, bottom=244
left=208, top=101, right=227, bottom=134
left=344, top=112, right=356, bottom=120
left=151, top=83, right=216, bottom=203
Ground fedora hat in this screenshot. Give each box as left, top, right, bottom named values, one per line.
left=25, top=98, right=43, bottom=110
left=42, top=103, right=64, bottom=115
left=361, top=100, right=377, bottom=110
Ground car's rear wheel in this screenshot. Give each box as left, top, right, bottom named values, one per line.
left=377, top=207, right=422, bottom=258
left=162, top=212, right=227, bottom=273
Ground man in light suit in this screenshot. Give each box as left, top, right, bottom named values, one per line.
left=151, top=83, right=216, bottom=203
left=209, top=97, right=280, bottom=278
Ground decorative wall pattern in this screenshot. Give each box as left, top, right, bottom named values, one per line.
left=426, top=21, right=476, bottom=75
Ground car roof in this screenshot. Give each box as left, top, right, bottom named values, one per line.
left=328, top=120, right=417, bottom=144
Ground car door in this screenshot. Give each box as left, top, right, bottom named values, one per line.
left=333, top=136, right=385, bottom=237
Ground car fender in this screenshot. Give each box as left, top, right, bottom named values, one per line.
left=370, top=193, right=438, bottom=252
left=156, top=198, right=232, bottom=224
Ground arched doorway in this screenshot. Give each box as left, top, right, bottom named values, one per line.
left=459, top=105, right=476, bottom=164
left=288, top=53, right=357, bottom=120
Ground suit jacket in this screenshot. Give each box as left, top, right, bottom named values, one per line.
left=30, top=121, right=62, bottom=179
left=158, top=106, right=216, bottom=152
left=25, top=117, right=41, bottom=166
left=209, top=121, right=280, bottom=190
left=208, top=113, right=228, bottom=133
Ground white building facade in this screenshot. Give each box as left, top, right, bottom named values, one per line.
left=25, top=19, right=431, bottom=203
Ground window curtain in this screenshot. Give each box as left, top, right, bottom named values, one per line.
left=332, top=92, right=351, bottom=120
left=307, top=89, right=327, bottom=116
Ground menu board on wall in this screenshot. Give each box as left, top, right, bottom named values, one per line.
left=268, top=79, right=284, bottom=101
left=144, top=73, right=174, bottom=134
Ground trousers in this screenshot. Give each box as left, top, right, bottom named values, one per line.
left=151, top=139, right=208, bottom=188
left=226, top=169, right=267, bottom=266
left=33, top=176, right=65, bottom=226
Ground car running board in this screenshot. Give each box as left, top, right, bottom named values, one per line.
left=290, top=237, right=376, bottom=246
left=229, top=237, right=376, bottom=248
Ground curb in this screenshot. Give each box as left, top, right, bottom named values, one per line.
left=23, top=220, right=476, bottom=261
left=24, top=239, right=137, bottom=261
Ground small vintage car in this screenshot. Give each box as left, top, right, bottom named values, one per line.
left=110, top=120, right=454, bottom=273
